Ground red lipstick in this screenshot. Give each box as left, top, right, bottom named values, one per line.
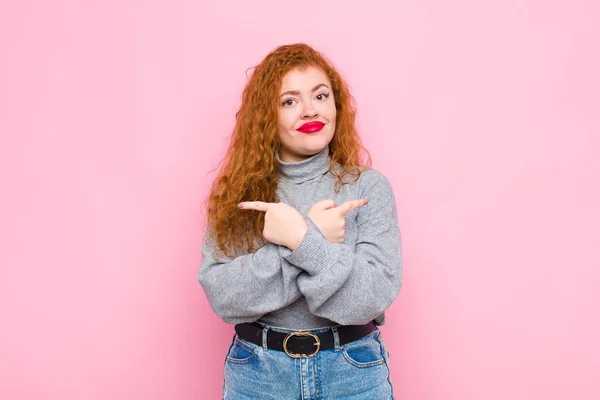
left=297, top=121, right=325, bottom=133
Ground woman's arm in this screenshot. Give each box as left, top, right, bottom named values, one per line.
left=197, top=232, right=303, bottom=324
left=282, top=170, right=403, bottom=325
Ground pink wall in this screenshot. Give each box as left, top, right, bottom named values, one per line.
left=1, top=1, right=599, bottom=399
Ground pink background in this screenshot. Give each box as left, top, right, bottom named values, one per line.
left=1, top=0, right=599, bottom=399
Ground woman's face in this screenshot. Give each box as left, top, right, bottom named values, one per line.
left=277, top=65, right=336, bottom=162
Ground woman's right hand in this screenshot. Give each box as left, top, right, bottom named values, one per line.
left=237, top=201, right=308, bottom=250
left=307, top=199, right=369, bottom=244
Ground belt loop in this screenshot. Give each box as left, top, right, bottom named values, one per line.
left=262, top=326, right=270, bottom=350
left=331, top=326, right=341, bottom=350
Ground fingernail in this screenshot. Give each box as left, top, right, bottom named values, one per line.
left=237, top=204, right=243, bottom=209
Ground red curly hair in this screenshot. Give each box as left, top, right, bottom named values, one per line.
left=204, top=43, right=371, bottom=259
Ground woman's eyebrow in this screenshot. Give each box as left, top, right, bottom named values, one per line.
left=280, top=83, right=330, bottom=98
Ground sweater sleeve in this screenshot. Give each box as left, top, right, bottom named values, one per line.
left=197, top=229, right=303, bottom=324
left=282, top=170, right=403, bottom=326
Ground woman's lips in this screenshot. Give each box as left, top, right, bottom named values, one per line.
left=297, top=121, right=325, bottom=133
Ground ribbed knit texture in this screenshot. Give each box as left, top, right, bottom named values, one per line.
left=198, top=146, right=403, bottom=330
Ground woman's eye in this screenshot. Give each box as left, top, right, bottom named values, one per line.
left=316, top=93, right=330, bottom=101
left=282, top=99, right=295, bottom=107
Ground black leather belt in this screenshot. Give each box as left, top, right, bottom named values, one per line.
left=234, top=320, right=376, bottom=358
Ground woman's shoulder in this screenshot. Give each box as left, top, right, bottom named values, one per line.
left=357, top=167, right=394, bottom=197
left=333, top=163, right=389, bottom=182
left=357, top=166, right=390, bottom=183
left=348, top=167, right=398, bottom=219
left=356, top=167, right=391, bottom=189
left=331, top=164, right=394, bottom=196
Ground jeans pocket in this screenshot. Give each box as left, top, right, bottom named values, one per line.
left=225, top=335, right=260, bottom=364
left=341, top=330, right=386, bottom=368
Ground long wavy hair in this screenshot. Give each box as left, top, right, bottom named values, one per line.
left=204, top=43, right=371, bottom=259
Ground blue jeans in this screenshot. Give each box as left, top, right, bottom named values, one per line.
left=222, top=325, right=395, bottom=399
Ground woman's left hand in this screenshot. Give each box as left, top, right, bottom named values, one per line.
left=237, top=201, right=308, bottom=250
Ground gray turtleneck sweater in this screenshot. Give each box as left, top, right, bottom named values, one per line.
left=198, top=146, right=402, bottom=330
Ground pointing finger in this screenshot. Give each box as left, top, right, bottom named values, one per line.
left=336, top=199, right=369, bottom=215
left=237, top=201, right=271, bottom=212
left=313, top=199, right=337, bottom=211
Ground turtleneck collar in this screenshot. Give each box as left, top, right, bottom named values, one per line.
left=276, top=146, right=332, bottom=184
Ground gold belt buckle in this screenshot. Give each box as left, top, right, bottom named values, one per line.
left=283, top=331, right=321, bottom=358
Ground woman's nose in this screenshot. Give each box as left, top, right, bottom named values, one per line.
left=301, top=101, right=318, bottom=119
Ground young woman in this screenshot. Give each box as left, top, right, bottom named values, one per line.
left=198, top=43, right=402, bottom=399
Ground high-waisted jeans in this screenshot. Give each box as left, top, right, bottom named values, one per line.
left=222, top=324, right=395, bottom=399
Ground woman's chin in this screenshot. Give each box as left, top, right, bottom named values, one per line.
left=302, top=144, right=328, bottom=156
left=302, top=134, right=332, bottom=151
